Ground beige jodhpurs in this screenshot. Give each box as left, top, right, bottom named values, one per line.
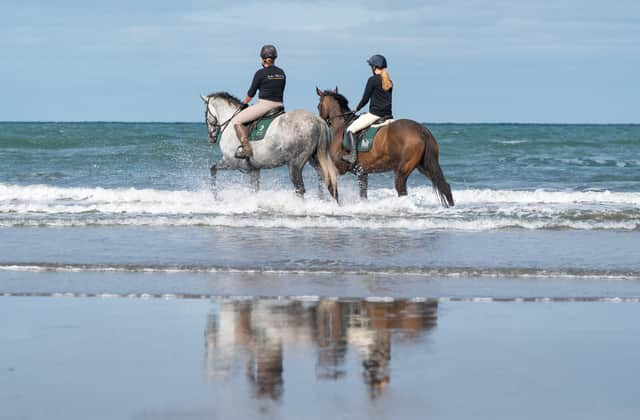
left=232, top=99, right=283, bottom=125
left=346, top=112, right=381, bottom=133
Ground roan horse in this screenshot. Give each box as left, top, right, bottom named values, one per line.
left=202, top=92, right=338, bottom=200
left=316, top=88, right=454, bottom=207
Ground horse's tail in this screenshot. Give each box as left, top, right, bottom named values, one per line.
left=421, top=127, right=454, bottom=207
left=315, top=122, right=339, bottom=200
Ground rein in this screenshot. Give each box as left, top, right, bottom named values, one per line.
left=205, top=103, right=246, bottom=142
left=325, top=110, right=356, bottom=127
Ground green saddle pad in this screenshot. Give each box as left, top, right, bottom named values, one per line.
left=249, top=114, right=281, bottom=141
left=342, top=126, right=379, bottom=152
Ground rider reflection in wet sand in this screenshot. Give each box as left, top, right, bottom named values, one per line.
left=203, top=299, right=437, bottom=400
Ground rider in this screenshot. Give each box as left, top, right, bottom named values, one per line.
left=232, top=44, right=286, bottom=159
left=342, top=54, right=393, bottom=164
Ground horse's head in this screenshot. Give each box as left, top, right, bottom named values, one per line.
left=201, top=95, right=218, bottom=143
left=315, top=86, right=352, bottom=126
left=201, top=92, right=245, bottom=144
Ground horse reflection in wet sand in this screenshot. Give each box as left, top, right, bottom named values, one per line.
left=205, top=301, right=284, bottom=400
left=204, top=298, right=438, bottom=400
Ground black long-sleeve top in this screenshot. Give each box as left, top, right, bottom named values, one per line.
left=355, top=74, right=393, bottom=118
left=247, top=66, right=286, bottom=102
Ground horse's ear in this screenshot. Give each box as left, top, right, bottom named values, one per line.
left=334, top=86, right=339, bottom=94
left=201, top=95, right=208, bottom=103
left=315, top=86, right=324, bottom=97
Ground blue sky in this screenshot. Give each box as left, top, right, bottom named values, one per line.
left=1, top=0, right=639, bottom=122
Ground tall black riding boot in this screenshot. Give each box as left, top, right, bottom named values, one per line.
left=233, top=124, right=253, bottom=159
left=341, top=131, right=357, bottom=164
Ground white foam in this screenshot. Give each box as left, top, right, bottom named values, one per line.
left=365, top=296, right=395, bottom=302
left=492, top=139, right=529, bottom=145
left=3, top=263, right=638, bottom=280
left=0, top=183, right=638, bottom=231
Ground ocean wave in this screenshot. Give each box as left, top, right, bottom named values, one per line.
left=0, top=183, right=639, bottom=231
left=491, top=139, right=529, bottom=145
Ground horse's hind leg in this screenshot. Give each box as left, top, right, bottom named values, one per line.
left=288, top=164, right=306, bottom=197
left=394, top=171, right=409, bottom=196
left=394, top=163, right=416, bottom=196
left=250, top=169, right=260, bottom=192
left=307, top=155, right=325, bottom=198
left=393, top=151, right=422, bottom=197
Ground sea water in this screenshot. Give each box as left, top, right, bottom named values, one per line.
left=0, top=122, right=638, bottom=282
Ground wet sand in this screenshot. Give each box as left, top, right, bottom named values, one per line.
left=2, top=224, right=639, bottom=419
left=2, top=296, right=639, bottom=420
left=2, top=227, right=639, bottom=274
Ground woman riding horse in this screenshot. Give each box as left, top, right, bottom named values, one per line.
left=343, top=54, right=394, bottom=164
left=232, top=44, right=286, bottom=159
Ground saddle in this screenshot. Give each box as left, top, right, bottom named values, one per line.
left=343, top=116, right=393, bottom=152
left=245, top=106, right=285, bottom=141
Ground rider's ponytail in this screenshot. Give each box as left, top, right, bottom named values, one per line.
left=380, top=68, right=393, bottom=91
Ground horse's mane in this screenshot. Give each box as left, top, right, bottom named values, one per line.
left=207, top=91, right=244, bottom=107
left=322, top=90, right=350, bottom=112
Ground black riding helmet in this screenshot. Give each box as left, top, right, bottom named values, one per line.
left=260, top=45, right=278, bottom=59
left=366, top=54, right=387, bottom=69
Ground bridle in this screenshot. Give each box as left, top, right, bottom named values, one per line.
left=204, top=100, right=245, bottom=143
left=319, top=95, right=356, bottom=127
left=324, top=110, right=356, bottom=127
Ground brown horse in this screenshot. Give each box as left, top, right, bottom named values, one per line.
left=316, top=87, right=454, bottom=207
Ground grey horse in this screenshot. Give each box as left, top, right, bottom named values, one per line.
left=202, top=92, right=338, bottom=200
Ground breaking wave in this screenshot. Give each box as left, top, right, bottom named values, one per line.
left=1, top=183, right=639, bottom=231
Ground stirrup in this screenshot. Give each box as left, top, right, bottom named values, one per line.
left=234, top=145, right=251, bottom=159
